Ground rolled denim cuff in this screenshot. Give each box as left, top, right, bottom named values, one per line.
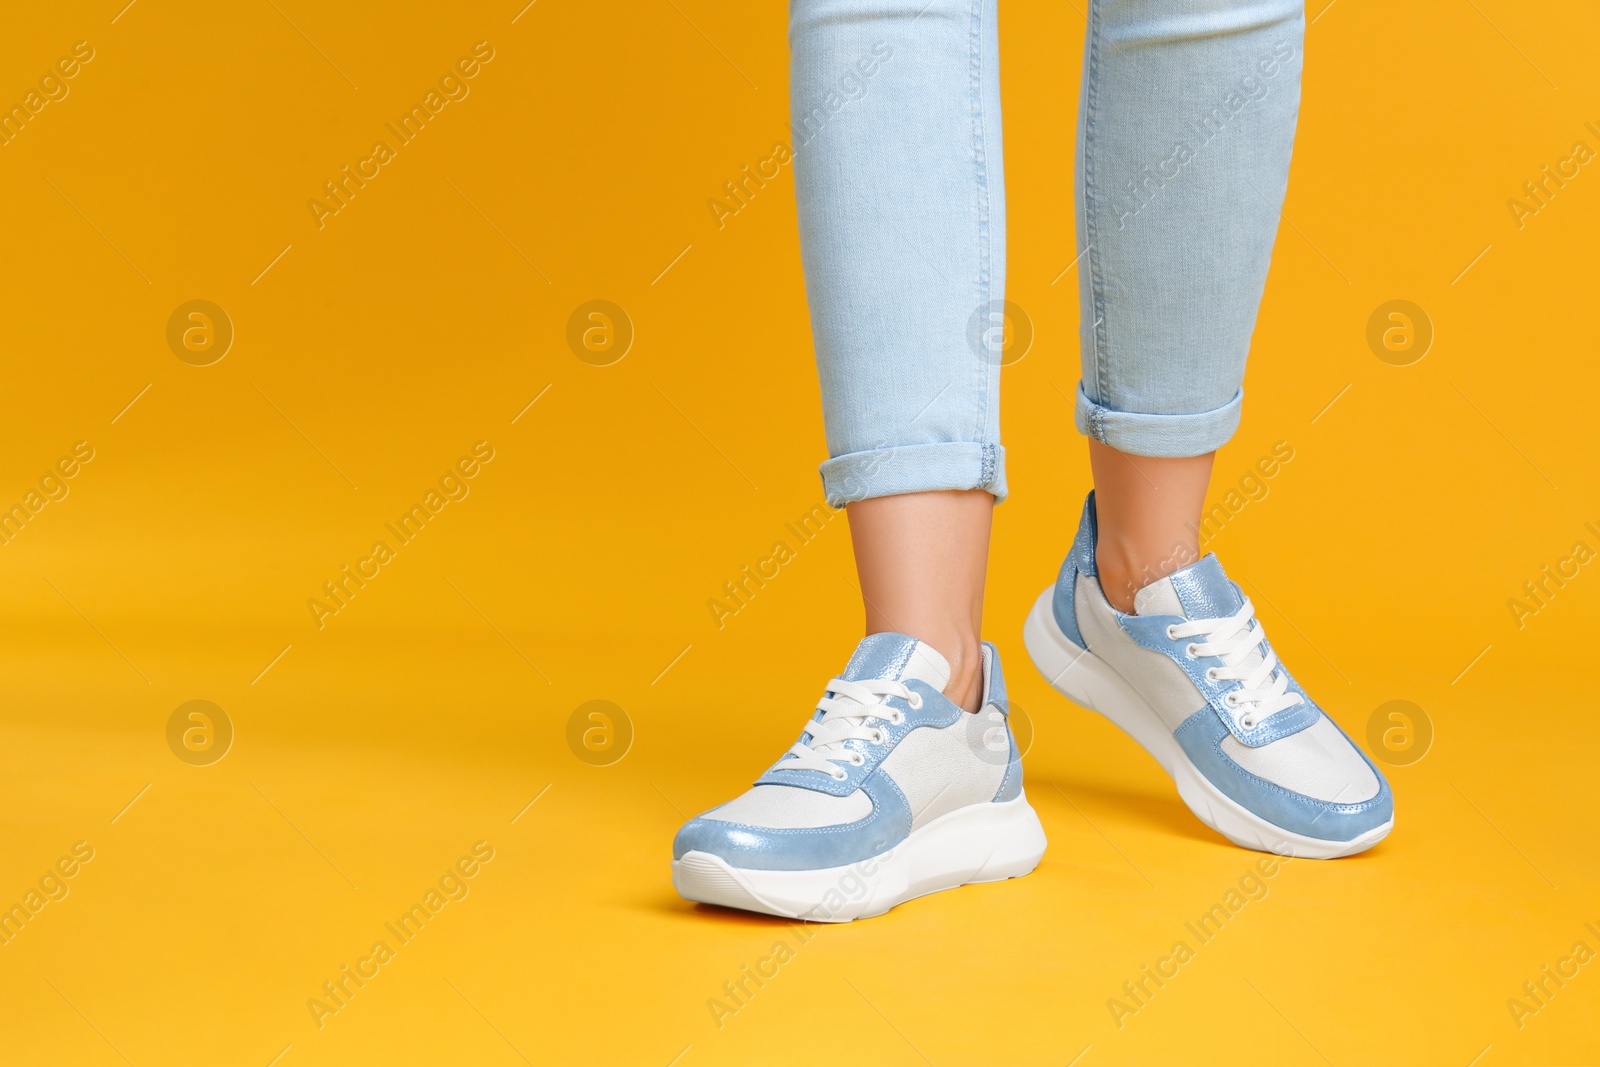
left=1075, top=383, right=1244, bottom=458
left=820, top=442, right=1007, bottom=508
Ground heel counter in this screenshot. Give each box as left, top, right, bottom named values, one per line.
left=994, top=725, right=1024, bottom=801
left=979, top=641, right=1007, bottom=715
left=1051, top=491, right=1099, bottom=649
left=980, top=641, right=1024, bottom=802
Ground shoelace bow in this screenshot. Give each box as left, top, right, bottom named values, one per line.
left=1165, top=597, right=1304, bottom=727
left=774, top=677, right=922, bottom=780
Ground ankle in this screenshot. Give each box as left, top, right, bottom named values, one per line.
left=1095, top=537, right=1199, bottom=614
left=886, top=630, right=982, bottom=713
left=1086, top=440, right=1213, bottom=613
left=940, top=637, right=985, bottom=714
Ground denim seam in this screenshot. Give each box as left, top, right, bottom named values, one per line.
left=968, top=0, right=993, bottom=455
left=1081, top=0, right=1108, bottom=439
left=819, top=442, right=1006, bottom=506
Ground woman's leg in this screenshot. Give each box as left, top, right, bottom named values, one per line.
left=1076, top=0, right=1305, bottom=604
left=671, top=0, right=1051, bottom=914
left=1028, top=0, right=1393, bottom=860
left=1089, top=442, right=1213, bottom=612
left=791, top=0, right=1006, bottom=710
left=847, top=490, right=992, bottom=712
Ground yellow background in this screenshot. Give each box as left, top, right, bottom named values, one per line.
left=1, top=1, right=1597, bottom=1064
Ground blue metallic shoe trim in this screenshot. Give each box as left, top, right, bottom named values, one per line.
left=839, top=631, right=921, bottom=686
left=979, top=641, right=1025, bottom=800
left=672, top=765, right=914, bottom=870
left=1173, top=709, right=1393, bottom=843
left=993, top=729, right=1024, bottom=802
left=1050, top=491, right=1099, bottom=650
left=1167, top=554, right=1244, bottom=623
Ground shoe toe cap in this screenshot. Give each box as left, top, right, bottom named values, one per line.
left=1179, top=710, right=1395, bottom=845
left=672, top=817, right=768, bottom=863
left=673, top=783, right=905, bottom=871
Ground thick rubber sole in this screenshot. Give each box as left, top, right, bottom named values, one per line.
left=672, top=793, right=1047, bottom=922
left=1023, top=588, right=1391, bottom=860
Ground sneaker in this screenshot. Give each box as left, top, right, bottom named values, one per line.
left=1023, top=492, right=1393, bottom=859
left=672, top=633, right=1048, bottom=921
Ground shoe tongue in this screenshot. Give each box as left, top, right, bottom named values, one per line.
left=1134, top=555, right=1266, bottom=673
left=1132, top=577, right=1185, bottom=617
left=1133, top=554, right=1242, bottom=620
left=840, top=632, right=951, bottom=691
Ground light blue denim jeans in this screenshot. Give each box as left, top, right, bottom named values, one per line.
left=792, top=0, right=1305, bottom=506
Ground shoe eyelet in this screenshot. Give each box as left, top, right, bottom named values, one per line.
left=832, top=769, right=848, bottom=781
left=1224, top=692, right=1239, bottom=708
left=1185, top=643, right=1199, bottom=659
left=873, top=729, right=888, bottom=745
left=907, top=692, right=924, bottom=710
left=1241, top=716, right=1256, bottom=728
left=1165, top=625, right=1179, bottom=640
left=851, top=752, right=865, bottom=766
left=889, top=711, right=905, bottom=726
left=1204, top=668, right=1219, bottom=682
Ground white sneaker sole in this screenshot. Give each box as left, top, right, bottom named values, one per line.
left=1023, top=588, right=1391, bottom=860
left=672, top=793, right=1047, bottom=922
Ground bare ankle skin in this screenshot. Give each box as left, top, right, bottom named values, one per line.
left=845, top=489, right=992, bottom=712
left=1088, top=439, right=1214, bottom=614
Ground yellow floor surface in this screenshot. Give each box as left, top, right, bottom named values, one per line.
left=4, top=635, right=1597, bottom=1065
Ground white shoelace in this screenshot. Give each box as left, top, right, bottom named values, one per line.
left=1165, top=598, right=1303, bottom=728
left=774, top=677, right=923, bottom=781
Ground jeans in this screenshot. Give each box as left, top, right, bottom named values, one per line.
left=791, top=0, right=1305, bottom=506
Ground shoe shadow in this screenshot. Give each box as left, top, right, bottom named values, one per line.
left=1034, top=775, right=1223, bottom=850
left=638, top=890, right=846, bottom=928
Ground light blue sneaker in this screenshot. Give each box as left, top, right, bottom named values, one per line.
left=672, top=633, right=1047, bottom=921
left=1024, top=492, right=1393, bottom=859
